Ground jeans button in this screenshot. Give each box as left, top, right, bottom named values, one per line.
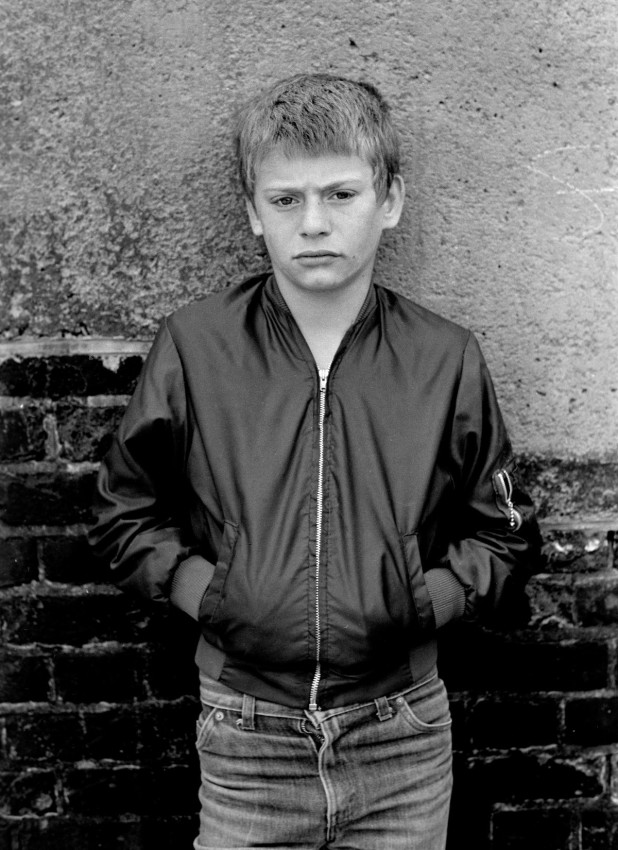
left=215, top=710, right=225, bottom=721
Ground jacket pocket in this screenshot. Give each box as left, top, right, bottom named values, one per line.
left=400, top=532, right=437, bottom=632
left=198, top=520, right=239, bottom=624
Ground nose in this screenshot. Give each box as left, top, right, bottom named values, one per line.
left=300, top=198, right=331, bottom=236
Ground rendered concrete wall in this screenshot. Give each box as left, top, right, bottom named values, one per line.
left=2, top=0, right=616, bottom=458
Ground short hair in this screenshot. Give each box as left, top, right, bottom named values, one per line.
left=234, top=74, right=401, bottom=203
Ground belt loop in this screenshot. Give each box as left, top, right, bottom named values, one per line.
left=241, top=694, right=256, bottom=731
left=375, top=696, right=393, bottom=722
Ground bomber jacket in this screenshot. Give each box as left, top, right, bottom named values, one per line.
left=90, top=272, right=541, bottom=709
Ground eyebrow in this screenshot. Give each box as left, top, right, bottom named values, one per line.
left=261, top=178, right=366, bottom=193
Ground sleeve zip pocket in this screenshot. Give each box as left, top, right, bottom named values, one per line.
left=492, top=468, right=523, bottom=531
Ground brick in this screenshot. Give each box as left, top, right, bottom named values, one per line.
left=0, top=588, right=149, bottom=646
left=575, top=574, right=618, bottom=626
left=1, top=816, right=144, bottom=850
left=82, top=706, right=140, bottom=761
left=3, top=815, right=198, bottom=850
left=468, top=752, right=605, bottom=803
left=0, top=402, right=127, bottom=464
left=447, top=696, right=467, bottom=753
left=0, top=818, right=13, bottom=850
left=55, top=404, right=125, bottom=462
left=527, top=575, right=576, bottom=625
left=54, top=647, right=145, bottom=703
left=491, top=808, right=579, bottom=850
left=0, top=769, right=57, bottom=815
left=146, top=644, right=199, bottom=700
left=0, top=359, right=46, bottom=398
left=0, top=467, right=97, bottom=526
left=0, top=818, right=10, bottom=850
left=38, top=534, right=102, bottom=584
left=582, top=806, right=618, bottom=850
left=565, top=695, right=618, bottom=746
left=137, top=817, right=198, bottom=847
left=145, top=612, right=201, bottom=700
left=469, top=696, right=560, bottom=749
left=517, top=457, right=618, bottom=518
left=63, top=764, right=197, bottom=815
left=0, top=650, right=50, bottom=702
left=447, top=754, right=492, bottom=850
left=530, top=570, right=618, bottom=628
left=438, top=623, right=610, bottom=692
left=2, top=710, right=84, bottom=764
left=0, top=537, right=38, bottom=587
left=0, top=407, right=46, bottom=462
left=136, top=699, right=198, bottom=762
left=0, top=355, right=144, bottom=399
left=141, top=817, right=200, bottom=847
left=139, top=602, right=202, bottom=645
left=540, top=529, right=613, bottom=573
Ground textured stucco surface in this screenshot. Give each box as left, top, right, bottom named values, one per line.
left=1, top=0, right=617, bottom=457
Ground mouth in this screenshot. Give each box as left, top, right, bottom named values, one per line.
left=294, top=251, right=341, bottom=259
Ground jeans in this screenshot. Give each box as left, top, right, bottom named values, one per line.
left=193, top=669, right=452, bottom=850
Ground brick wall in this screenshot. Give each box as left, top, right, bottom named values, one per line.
left=1, top=341, right=617, bottom=849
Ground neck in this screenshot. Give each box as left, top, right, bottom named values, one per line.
left=275, top=278, right=371, bottom=335
left=274, top=276, right=372, bottom=371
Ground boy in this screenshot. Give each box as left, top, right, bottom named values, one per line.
left=90, top=74, right=540, bottom=849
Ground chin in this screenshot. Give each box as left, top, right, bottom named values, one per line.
left=302, top=280, right=348, bottom=294
left=298, top=271, right=353, bottom=290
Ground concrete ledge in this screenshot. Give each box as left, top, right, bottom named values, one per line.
left=0, top=338, right=152, bottom=362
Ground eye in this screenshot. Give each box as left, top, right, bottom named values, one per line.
left=272, top=196, right=297, bottom=207
left=331, top=190, right=355, bottom=201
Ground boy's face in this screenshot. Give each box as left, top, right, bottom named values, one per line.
left=246, top=150, right=404, bottom=301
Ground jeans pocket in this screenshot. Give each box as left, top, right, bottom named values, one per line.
left=397, top=676, right=452, bottom=733
left=195, top=705, right=221, bottom=750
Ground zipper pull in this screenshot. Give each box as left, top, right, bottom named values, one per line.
left=494, top=469, right=523, bottom=530
left=318, top=369, right=329, bottom=393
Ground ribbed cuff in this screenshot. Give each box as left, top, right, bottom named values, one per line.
left=424, top=568, right=466, bottom=629
left=170, top=555, right=216, bottom=620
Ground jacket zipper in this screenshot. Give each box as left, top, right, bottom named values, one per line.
left=309, top=368, right=329, bottom=711
left=493, top=468, right=523, bottom=530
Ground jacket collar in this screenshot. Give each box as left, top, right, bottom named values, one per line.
left=263, top=272, right=378, bottom=329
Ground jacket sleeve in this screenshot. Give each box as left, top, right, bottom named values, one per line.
left=88, top=319, right=213, bottom=609
left=435, top=331, right=542, bottom=626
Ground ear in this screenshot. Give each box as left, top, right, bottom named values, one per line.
left=380, top=174, right=405, bottom=231
left=245, top=197, right=264, bottom=236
